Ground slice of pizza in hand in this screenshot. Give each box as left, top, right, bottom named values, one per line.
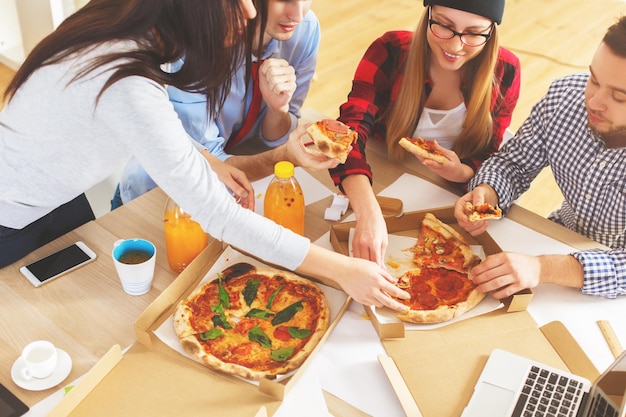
left=412, top=213, right=480, bottom=274
left=398, top=136, right=447, bottom=164
left=305, top=119, right=357, bottom=164
left=466, top=202, right=502, bottom=222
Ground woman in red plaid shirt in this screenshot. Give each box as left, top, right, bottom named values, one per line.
left=329, top=0, right=521, bottom=265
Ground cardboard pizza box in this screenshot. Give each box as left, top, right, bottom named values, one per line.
left=329, top=206, right=533, bottom=339
left=47, top=344, right=279, bottom=417
left=133, top=238, right=351, bottom=400
left=376, top=309, right=601, bottom=417
left=48, top=239, right=351, bottom=417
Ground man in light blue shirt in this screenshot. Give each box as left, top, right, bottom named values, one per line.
left=115, top=1, right=322, bottom=207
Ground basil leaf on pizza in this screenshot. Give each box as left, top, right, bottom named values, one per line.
left=173, top=263, right=330, bottom=380
left=242, top=279, right=260, bottom=306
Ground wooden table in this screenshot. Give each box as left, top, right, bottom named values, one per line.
left=0, top=111, right=605, bottom=408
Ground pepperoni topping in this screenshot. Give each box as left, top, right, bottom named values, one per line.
left=321, top=119, right=349, bottom=134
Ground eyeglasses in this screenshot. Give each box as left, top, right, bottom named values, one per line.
left=427, top=7, right=493, bottom=47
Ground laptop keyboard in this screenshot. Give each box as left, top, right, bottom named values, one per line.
left=511, top=365, right=585, bottom=417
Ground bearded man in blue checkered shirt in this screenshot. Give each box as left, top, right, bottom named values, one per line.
left=454, top=16, right=626, bottom=299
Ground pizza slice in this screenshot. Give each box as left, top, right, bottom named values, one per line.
left=466, top=202, right=502, bottom=222
left=395, top=267, right=485, bottom=324
left=412, top=213, right=480, bottom=274
left=306, top=119, right=357, bottom=164
left=398, top=136, right=447, bottom=163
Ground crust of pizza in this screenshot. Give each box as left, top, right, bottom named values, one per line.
left=173, top=263, right=330, bottom=380
left=397, top=285, right=485, bottom=324
left=466, top=202, right=503, bottom=222
left=399, top=137, right=448, bottom=164
left=306, top=119, right=357, bottom=164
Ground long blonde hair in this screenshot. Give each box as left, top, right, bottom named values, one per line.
left=386, top=8, right=500, bottom=161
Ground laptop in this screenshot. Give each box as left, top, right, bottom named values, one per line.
left=461, top=348, right=626, bottom=417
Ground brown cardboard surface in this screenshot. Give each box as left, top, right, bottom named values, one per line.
left=330, top=207, right=532, bottom=339
left=52, top=343, right=279, bottom=417
left=379, top=310, right=599, bottom=417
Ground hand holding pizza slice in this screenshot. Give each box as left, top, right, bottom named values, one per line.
left=465, top=202, right=502, bottom=222
left=305, top=119, right=357, bottom=164
left=398, top=136, right=448, bottom=164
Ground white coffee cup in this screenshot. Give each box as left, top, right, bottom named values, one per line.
left=20, top=340, right=58, bottom=380
left=112, top=238, right=156, bottom=296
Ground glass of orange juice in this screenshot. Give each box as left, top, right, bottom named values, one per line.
left=163, top=198, right=208, bottom=273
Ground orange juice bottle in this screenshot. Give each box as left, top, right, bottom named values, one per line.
left=163, top=198, right=208, bottom=272
left=264, top=161, right=305, bottom=235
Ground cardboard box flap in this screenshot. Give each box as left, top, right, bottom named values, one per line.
left=379, top=310, right=589, bottom=417
left=48, top=345, right=123, bottom=417
left=49, top=343, right=278, bottom=417
left=540, top=321, right=600, bottom=382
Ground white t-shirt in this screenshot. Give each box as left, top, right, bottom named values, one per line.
left=412, top=102, right=467, bottom=149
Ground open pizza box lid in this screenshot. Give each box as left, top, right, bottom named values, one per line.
left=329, top=206, right=533, bottom=339
left=47, top=238, right=351, bottom=417
left=376, top=309, right=601, bottom=417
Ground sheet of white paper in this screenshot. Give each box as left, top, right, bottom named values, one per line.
left=314, top=300, right=406, bottom=417
left=153, top=246, right=348, bottom=384
left=274, top=365, right=332, bottom=417
left=310, top=233, right=405, bottom=416
left=252, top=167, right=333, bottom=216
left=378, top=172, right=458, bottom=211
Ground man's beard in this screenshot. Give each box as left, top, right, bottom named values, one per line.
left=589, top=120, right=626, bottom=148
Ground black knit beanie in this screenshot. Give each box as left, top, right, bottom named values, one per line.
left=423, top=0, right=505, bottom=24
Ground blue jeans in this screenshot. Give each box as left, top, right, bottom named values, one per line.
left=0, top=194, right=95, bottom=268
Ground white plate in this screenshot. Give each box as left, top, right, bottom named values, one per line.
left=11, top=348, right=72, bottom=391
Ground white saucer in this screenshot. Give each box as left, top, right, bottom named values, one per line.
left=11, top=348, right=72, bottom=391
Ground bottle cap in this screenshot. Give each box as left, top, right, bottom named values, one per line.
left=274, top=161, right=295, bottom=179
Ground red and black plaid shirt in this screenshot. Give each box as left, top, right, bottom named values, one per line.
left=330, top=30, right=521, bottom=190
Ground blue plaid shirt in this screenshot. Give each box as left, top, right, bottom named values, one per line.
left=470, top=73, right=626, bottom=298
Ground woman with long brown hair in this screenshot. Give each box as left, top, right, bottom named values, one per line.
left=330, top=0, right=521, bottom=265
left=0, top=0, right=409, bottom=311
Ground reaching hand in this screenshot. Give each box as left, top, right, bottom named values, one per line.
left=202, top=150, right=255, bottom=210
left=350, top=208, right=388, bottom=266
left=470, top=252, right=541, bottom=299
left=337, top=257, right=410, bottom=312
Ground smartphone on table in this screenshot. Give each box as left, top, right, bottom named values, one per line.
left=19, top=241, right=97, bottom=287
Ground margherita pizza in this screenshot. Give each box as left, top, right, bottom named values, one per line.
left=398, top=137, right=448, bottom=164
left=173, top=262, right=330, bottom=380
left=393, top=213, right=484, bottom=324
left=466, top=202, right=502, bottom=222
left=306, top=119, right=357, bottom=164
